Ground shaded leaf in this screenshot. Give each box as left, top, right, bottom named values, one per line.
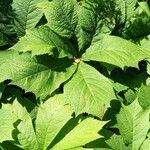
left=12, top=0, right=43, bottom=36
left=0, top=50, right=77, bottom=98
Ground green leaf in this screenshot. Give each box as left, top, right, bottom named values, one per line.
left=83, top=35, right=147, bottom=69
left=116, top=0, right=137, bottom=22
left=138, top=84, right=150, bottom=109
left=39, top=0, right=100, bottom=50
left=0, top=33, right=9, bottom=47
left=140, top=35, right=150, bottom=52
left=117, top=99, right=149, bottom=150
left=0, top=141, right=23, bottom=150
left=75, top=1, right=98, bottom=50
left=12, top=95, right=105, bottom=150
left=12, top=26, right=75, bottom=57
left=106, top=134, right=127, bottom=150
left=124, top=14, right=150, bottom=40
left=39, top=0, right=78, bottom=37
left=124, top=89, right=136, bottom=104
left=64, top=62, right=116, bottom=118
left=0, top=104, right=17, bottom=142
left=36, top=94, right=73, bottom=150
left=12, top=0, right=43, bottom=36
left=125, top=0, right=137, bottom=19
left=12, top=100, right=39, bottom=150
left=52, top=118, right=106, bottom=150
left=0, top=0, right=17, bottom=47
left=140, top=138, right=150, bottom=150
left=110, top=68, right=147, bottom=92
left=138, top=2, right=150, bottom=16
left=0, top=51, right=77, bottom=98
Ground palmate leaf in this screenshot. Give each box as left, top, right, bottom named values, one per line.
left=117, top=99, right=149, bottom=150
left=12, top=0, right=44, bottom=36
left=12, top=26, right=76, bottom=57
left=0, top=50, right=77, bottom=98
left=64, top=62, right=116, bottom=118
left=83, top=35, right=147, bottom=69
left=36, top=95, right=105, bottom=150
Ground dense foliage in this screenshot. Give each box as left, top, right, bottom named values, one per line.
left=0, top=0, right=150, bottom=149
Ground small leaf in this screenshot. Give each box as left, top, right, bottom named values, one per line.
left=106, top=134, right=127, bottom=150
left=138, top=2, right=150, bottom=16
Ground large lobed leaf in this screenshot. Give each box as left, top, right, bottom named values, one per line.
left=0, top=50, right=77, bottom=98
left=64, top=62, right=116, bottom=118
left=83, top=35, right=147, bottom=69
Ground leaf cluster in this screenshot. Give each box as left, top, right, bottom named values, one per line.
left=0, top=0, right=150, bottom=150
